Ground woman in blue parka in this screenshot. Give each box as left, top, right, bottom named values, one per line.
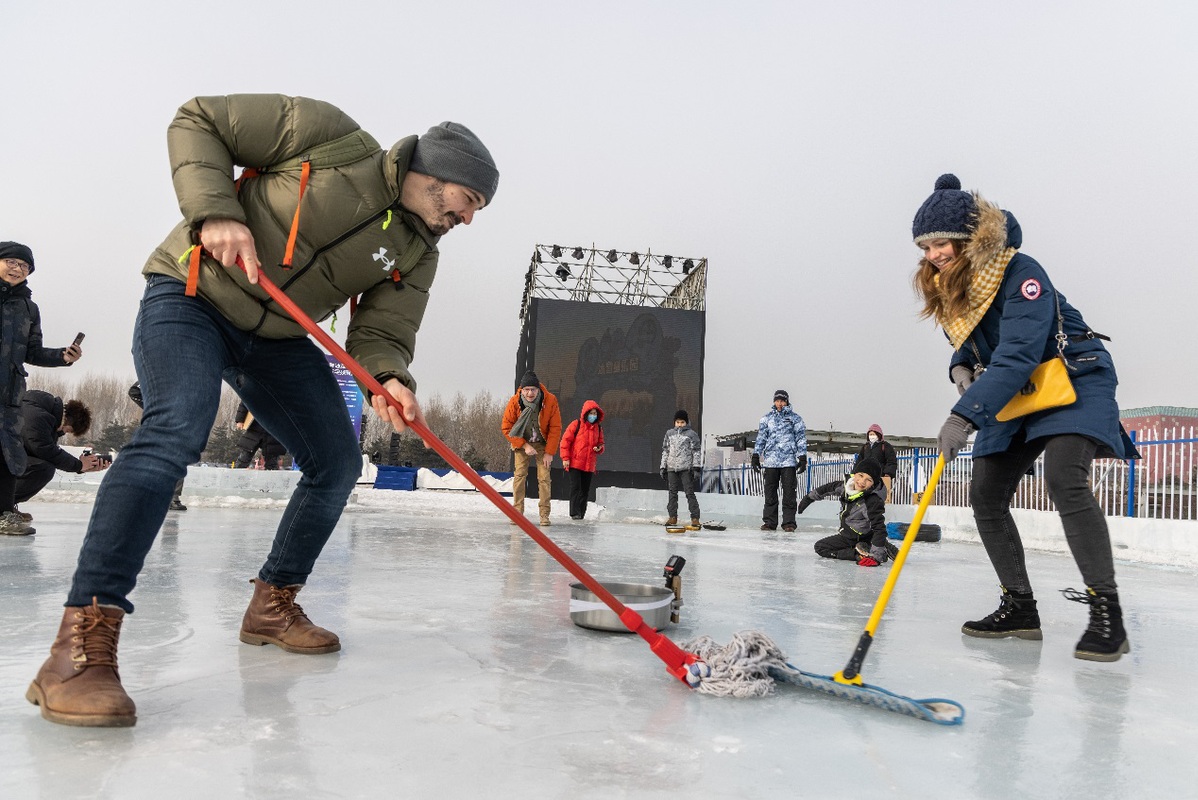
left=911, top=175, right=1137, bottom=663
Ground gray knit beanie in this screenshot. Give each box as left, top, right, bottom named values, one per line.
left=410, top=122, right=499, bottom=206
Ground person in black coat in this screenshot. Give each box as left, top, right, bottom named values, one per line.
left=852, top=423, right=898, bottom=503
left=15, top=390, right=107, bottom=518
left=0, top=243, right=81, bottom=535
left=128, top=382, right=188, bottom=510
left=234, top=402, right=287, bottom=469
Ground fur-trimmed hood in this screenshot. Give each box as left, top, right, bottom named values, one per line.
left=962, top=194, right=1022, bottom=266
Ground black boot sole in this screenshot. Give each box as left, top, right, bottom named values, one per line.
left=1075, top=639, right=1130, bottom=662
left=961, top=625, right=1043, bottom=640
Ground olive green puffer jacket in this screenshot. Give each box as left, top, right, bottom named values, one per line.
left=143, top=94, right=440, bottom=391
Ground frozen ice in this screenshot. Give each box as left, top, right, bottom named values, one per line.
left=2, top=488, right=1195, bottom=799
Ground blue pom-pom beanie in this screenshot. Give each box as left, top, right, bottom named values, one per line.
left=912, top=174, right=976, bottom=243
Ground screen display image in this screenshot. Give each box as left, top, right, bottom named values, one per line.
left=520, top=298, right=705, bottom=473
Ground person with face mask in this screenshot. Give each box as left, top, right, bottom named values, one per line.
left=853, top=424, right=897, bottom=502
left=559, top=400, right=605, bottom=520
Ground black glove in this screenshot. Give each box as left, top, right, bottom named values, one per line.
left=691, top=467, right=701, bottom=483
left=660, top=468, right=668, bottom=482
left=938, top=413, right=974, bottom=463
left=797, top=496, right=813, bottom=515
left=869, top=544, right=890, bottom=563
left=796, top=454, right=807, bottom=474
left=750, top=453, right=761, bottom=473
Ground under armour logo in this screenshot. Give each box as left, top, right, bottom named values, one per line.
left=372, top=247, right=396, bottom=271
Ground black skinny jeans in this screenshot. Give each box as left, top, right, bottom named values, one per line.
left=568, top=469, right=594, bottom=518
left=970, top=434, right=1116, bottom=594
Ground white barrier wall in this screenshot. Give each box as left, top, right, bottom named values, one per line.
left=595, top=487, right=1198, bottom=568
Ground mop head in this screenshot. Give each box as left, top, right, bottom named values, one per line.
left=682, top=631, right=790, bottom=698
left=681, top=630, right=964, bottom=725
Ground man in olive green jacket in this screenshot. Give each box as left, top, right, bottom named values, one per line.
left=27, top=95, right=499, bottom=728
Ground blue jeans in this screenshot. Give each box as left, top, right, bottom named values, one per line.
left=67, top=275, right=362, bottom=612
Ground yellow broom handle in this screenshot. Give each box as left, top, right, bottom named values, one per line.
left=865, top=454, right=946, bottom=634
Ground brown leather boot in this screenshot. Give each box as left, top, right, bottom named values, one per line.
left=26, top=599, right=137, bottom=727
left=239, top=578, right=341, bottom=654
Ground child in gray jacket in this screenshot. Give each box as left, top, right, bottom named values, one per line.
left=660, top=410, right=701, bottom=528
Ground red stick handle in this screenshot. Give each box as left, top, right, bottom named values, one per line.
left=241, top=264, right=699, bottom=683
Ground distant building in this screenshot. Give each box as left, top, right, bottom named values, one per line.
left=1120, top=406, right=1198, bottom=485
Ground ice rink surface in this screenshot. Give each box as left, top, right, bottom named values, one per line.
left=3, top=490, right=1195, bottom=800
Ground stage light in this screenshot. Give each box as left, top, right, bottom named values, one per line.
left=555, top=264, right=571, bottom=281
left=606, top=249, right=618, bottom=263
left=629, top=252, right=640, bottom=265
left=662, top=255, right=672, bottom=269
left=683, top=259, right=694, bottom=274
left=572, top=247, right=584, bottom=260
left=551, top=245, right=562, bottom=259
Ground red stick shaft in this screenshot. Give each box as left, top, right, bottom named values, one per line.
left=243, top=265, right=697, bottom=682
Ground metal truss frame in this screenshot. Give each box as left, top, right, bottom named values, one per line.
left=519, top=244, right=707, bottom=321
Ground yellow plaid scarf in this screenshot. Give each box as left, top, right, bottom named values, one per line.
left=938, top=246, right=1018, bottom=349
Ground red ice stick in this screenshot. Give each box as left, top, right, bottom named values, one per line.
left=236, top=259, right=702, bottom=684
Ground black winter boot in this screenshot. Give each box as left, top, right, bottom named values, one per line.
left=962, top=588, right=1042, bottom=640
left=1062, top=587, right=1130, bottom=662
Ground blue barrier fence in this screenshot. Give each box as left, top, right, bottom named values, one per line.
left=704, top=427, right=1198, bottom=521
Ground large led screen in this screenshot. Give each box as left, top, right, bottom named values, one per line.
left=517, top=298, right=705, bottom=473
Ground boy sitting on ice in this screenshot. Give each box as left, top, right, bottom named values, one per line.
left=798, top=458, right=896, bottom=567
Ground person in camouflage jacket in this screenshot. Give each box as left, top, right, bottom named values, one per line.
left=27, top=95, right=499, bottom=729
left=751, top=389, right=807, bottom=531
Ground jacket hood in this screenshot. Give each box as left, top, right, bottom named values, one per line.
left=963, top=194, right=1020, bottom=266
left=22, top=389, right=62, bottom=421
left=579, top=399, right=604, bottom=422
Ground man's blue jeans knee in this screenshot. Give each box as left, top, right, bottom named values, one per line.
left=67, top=276, right=361, bottom=612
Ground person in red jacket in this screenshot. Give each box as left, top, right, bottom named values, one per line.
left=559, top=400, right=605, bottom=520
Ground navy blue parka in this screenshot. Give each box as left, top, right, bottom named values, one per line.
left=947, top=207, right=1135, bottom=460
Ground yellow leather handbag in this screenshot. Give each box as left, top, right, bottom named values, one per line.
left=995, top=354, right=1076, bottom=421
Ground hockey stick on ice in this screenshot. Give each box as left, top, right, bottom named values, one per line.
left=239, top=263, right=707, bottom=687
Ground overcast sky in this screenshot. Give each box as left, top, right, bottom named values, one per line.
left=3, top=1, right=1195, bottom=444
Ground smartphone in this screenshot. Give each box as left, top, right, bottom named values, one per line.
left=72, top=332, right=85, bottom=347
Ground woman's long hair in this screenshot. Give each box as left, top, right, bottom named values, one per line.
left=913, top=241, right=973, bottom=324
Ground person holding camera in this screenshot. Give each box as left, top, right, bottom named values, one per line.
left=233, top=401, right=287, bottom=470
left=0, top=242, right=83, bottom=536
left=128, top=381, right=187, bottom=511
left=10, top=390, right=108, bottom=528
